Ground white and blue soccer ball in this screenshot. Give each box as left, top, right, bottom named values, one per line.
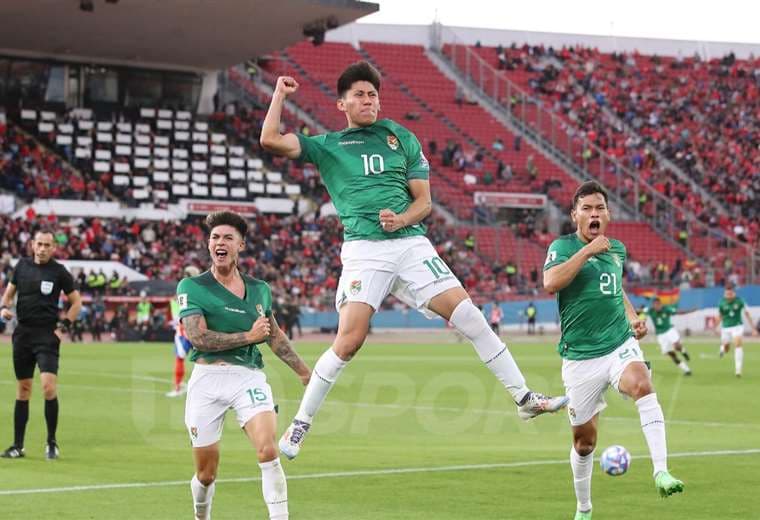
left=600, top=445, right=631, bottom=476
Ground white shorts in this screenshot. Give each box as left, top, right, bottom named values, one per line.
left=561, top=337, right=647, bottom=426
left=721, top=325, right=744, bottom=343
left=336, top=236, right=462, bottom=318
left=184, top=364, right=275, bottom=447
left=656, top=328, right=680, bottom=354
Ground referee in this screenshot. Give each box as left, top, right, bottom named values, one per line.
left=0, top=229, right=81, bottom=460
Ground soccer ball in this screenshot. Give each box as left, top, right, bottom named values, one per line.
left=599, top=445, right=631, bottom=476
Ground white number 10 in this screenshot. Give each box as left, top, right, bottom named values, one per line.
left=599, top=273, right=617, bottom=295
left=362, top=154, right=384, bottom=175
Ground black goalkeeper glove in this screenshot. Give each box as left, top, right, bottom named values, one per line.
left=57, top=318, right=72, bottom=333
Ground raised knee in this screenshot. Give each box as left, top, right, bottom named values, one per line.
left=334, top=334, right=365, bottom=360
left=632, top=380, right=653, bottom=399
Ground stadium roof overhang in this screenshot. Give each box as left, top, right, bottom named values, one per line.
left=0, top=0, right=378, bottom=73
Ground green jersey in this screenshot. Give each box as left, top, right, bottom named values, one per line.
left=719, top=297, right=745, bottom=328
left=544, top=234, right=632, bottom=360
left=646, top=305, right=676, bottom=335
left=176, top=271, right=272, bottom=368
left=298, top=119, right=430, bottom=241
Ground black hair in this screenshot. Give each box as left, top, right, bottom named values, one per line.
left=572, top=180, right=609, bottom=208
left=34, top=228, right=55, bottom=240
left=205, top=211, right=248, bottom=239
left=337, top=61, right=381, bottom=98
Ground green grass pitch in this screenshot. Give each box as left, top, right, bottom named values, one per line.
left=0, top=336, right=758, bottom=519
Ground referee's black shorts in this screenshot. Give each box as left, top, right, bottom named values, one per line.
left=11, top=324, right=61, bottom=380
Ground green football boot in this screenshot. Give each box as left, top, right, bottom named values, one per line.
left=655, top=470, right=685, bottom=497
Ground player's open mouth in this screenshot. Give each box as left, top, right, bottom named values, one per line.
left=215, top=249, right=228, bottom=259
left=589, top=221, right=600, bottom=232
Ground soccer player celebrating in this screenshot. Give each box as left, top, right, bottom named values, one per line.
left=177, top=211, right=311, bottom=520
left=543, top=181, right=684, bottom=519
left=167, top=265, right=201, bottom=397
left=715, top=284, right=756, bottom=377
left=644, top=297, right=691, bottom=375
left=261, top=61, right=567, bottom=460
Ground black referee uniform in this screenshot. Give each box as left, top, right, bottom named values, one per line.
left=2, top=257, right=76, bottom=459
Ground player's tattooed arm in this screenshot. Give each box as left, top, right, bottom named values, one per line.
left=183, top=314, right=254, bottom=352
left=267, top=315, right=311, bottom=385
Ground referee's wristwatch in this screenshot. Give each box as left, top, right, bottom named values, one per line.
left=57, top=318, right=72, bottom=332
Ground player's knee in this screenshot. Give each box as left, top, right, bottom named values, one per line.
left=256, top=442, right=278, bottom=463
left=573, top=438, right=596, bottom=457
left=630, top=379, right=653, bottom=400
left=449, top=299, right=489, bottom=340
left=197, top=471, right=216, bottom=487
left=17, top=381, right=32, bottom=399
left=334, top=332, right=366, bottom=360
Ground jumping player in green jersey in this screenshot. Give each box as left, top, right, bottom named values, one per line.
left=714, top=284, right=756, bottom=377
left=178, top=211, right=311, bottom=520
left=543, top=181, right=684, bottom=519
left=644, top=298, right=691, bottom=375
left=261, top=61, right=567, bottom=461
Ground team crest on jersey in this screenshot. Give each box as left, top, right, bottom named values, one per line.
left=349, top=280, right=362, bottom=295
left=387, top=135, right=399, bottom=150
left=40, top=281, right=54, bottom=295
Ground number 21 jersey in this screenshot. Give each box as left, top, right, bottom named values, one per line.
left=544, top=234, right=632, bottom=360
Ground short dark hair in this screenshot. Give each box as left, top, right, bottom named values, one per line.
left=337, top=61, right=381, bottom=98
left=573, top=180, right=608, bottom=208
left=205, top=211, right=247, bottom=239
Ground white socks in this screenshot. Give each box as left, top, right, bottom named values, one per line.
left=678, top=361, right=690, bottom=374
left=259, top=458, right=288, bottom=519
left=735, top=347, right=744, bottom=376
left=570, top=446, right=593, bottom=512
left=191, top=474, right=215, bottom=520
left=295, top=348, right=347, bottom=423
left=636, top=393, right=668, bottom=475
left=449, top=299, right=529, bottom=402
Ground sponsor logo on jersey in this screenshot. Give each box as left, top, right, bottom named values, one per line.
left=339, top=140, right=365, bottom=146
left=387, top=135, right=399, bottom=150
left=40, top=280, right=54, bottom=295
left=177, top=294, right=188, bottom=310
left=225, top=306, right=246, bottom=314
left=350, top=280, right=362, bottom=295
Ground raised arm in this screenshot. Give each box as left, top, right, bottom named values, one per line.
left=183, top=313, right=271, bottom=353
left=266, top=313, right=311, bottom=385
left=260, top=76, right=302, bottom=159
left=379, top=179, right=432, bottom=232
left=544, top=235, right=610, bottom=294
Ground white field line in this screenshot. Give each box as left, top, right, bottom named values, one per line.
left=1, top=448, right=758, bottom=497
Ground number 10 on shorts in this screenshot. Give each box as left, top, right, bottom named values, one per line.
left=423, top=257, right=450, bottom=279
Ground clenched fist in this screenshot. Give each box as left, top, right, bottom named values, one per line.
left=274, top=76, right=299, bottom=97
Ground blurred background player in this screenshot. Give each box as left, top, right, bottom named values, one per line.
left=489, top=301, right=503, bottom=335
left=715, top=284, right=757, bottom=377
left=178, top=211, right=311, bottom=520
left=525, top=301, right=537, bottom=335
left=644, top=297, right=691, bottom=375
left=543, top=181, right=683, bottom=519
left=167, top=265, right=201, bottom=397
left=136, top=291, right=152, bottom=340
left=261, top=63, right=568, bottom=460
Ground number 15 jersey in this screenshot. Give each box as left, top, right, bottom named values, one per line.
left=298, top=119, right=430, bottom=242
left=544, top=234, right=632, bottom=360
